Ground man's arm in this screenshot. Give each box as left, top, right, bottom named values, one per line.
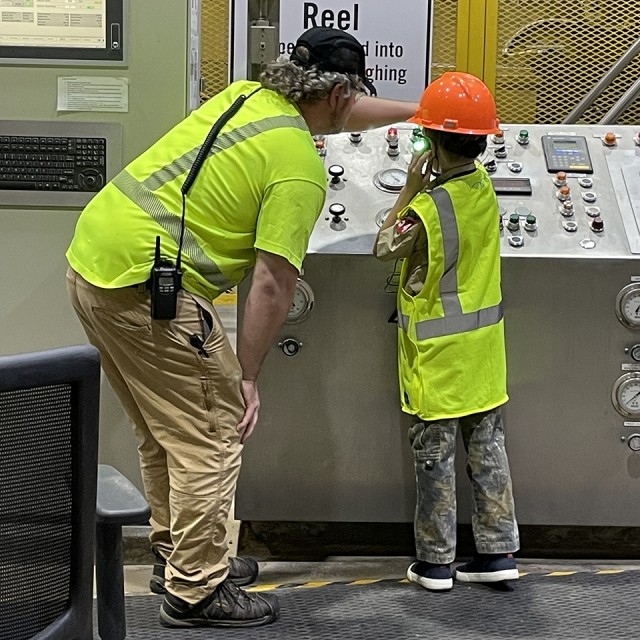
left=345, top=96, right=419, bottom=132
left=236, top=249, right=298, bottom=441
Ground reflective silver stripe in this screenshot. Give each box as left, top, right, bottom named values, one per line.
left=414, top=303, right=503, bottom=340
left=398, top=313, right=410, bottom=331
left=142, top=115, right=309, bottom=191
left=430, top=188, right=462, bottom=316
left=112, top=170, right=234, bottom=291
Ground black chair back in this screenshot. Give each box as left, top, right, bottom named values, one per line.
left=0, top=346, right=100, bottom=640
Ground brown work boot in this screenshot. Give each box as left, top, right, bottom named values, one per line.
left=159, top=578, right=279, bottom=628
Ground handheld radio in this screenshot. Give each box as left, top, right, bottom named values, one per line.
left=150, top=236, right=182, bottom=320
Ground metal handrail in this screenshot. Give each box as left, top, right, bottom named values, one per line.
left=563, top=36, right=640, bottom=124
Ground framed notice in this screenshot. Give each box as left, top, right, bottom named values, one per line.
left=232, top=1, right=433, bottom=101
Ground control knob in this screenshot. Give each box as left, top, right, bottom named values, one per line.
left=328, top=164, right=344, bottom=185
left=492, top=130, right=504, bottom=144
left=554, top=171, right=567, bottom=186
left=561, top=200, right=574, bottom=217
left=627, top=434, right=640, bottom=452
left=625, top=344, right=640, bottom=362
left=484, top=159, right=497, bottom=173
left=494, top=146, right=507, bottom=159
left=590, top=215, right=604, bottom=232
left=508, top=162, right=523, bottom=173
left=329, top=203, right=346, bottom=223
left=279, top=338, right=302, bottom=357
left=507, top=213, right=520, bottom=231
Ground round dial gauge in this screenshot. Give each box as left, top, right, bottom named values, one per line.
left=612, top=373, right=640, bottom=417
left=286, top=279, right=314, bottom=324
left=616, top=283, right=640, bottom=328
left=374, top=168, right=407, bottom=192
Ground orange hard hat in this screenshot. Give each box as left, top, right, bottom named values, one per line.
left=408, top=72, right=501, bottom=135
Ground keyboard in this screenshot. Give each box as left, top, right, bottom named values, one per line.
left=0, top=135, right=107, bottom=192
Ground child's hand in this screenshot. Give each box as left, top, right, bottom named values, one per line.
left=404, top=149, right=434, bottom=198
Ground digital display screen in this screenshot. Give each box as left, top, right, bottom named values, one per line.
left=552, top=139, right=579, bottom=150
left=0, top=0, right=124, bottom=64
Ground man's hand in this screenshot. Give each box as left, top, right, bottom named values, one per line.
left=238, top=379, right=260, bottom=443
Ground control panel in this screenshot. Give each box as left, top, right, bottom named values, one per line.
left=309, top=124, right=640, bottom=259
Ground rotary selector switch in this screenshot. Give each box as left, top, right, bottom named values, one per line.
left=494, top=146, right=508, bottom=159
left=484, top=159, right=497, bottom=173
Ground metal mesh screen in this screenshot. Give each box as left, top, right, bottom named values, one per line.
left=431, top=0, right=458, bottom=81
left=494, top=1, right=640, bottom=124
left=0, top=384, right=74, bottom=640
left=201, top=0, right=230, bottom=100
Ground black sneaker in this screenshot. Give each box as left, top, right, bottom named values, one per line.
left=150, top=550, right=260, bottom=594
left=407, top=561, right=453, bottom=591
left=455, top=553, right=519, bottom=583
left=159, top=578, right=279, bottom=628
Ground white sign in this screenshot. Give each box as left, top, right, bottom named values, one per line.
left=56, top=76, right=129, bottom=113
left=278, top=1, right=432, bottom=101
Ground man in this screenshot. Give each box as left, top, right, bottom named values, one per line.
left=66, top=27, right=417, bottom=628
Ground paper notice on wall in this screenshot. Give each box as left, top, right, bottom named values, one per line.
left=57, top=76, right=129, bottom=112
left=279, top=1, right=433, bottom=101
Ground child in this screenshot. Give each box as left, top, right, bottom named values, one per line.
left=373, top=72, right=520, bottom=591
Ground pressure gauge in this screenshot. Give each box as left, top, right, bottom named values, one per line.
left=615, top=283, right=640, bottom=328
left=373, top=168, right=407, bottom=192
left=286, top=279, right=314, bottom=324
left=612, top=373, right=640, bottom=417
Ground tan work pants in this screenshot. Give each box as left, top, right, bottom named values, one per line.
left=66, top=267, right=244, bottom=604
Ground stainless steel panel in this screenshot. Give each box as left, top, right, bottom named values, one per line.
left=236, top=125, right=640, bottom=526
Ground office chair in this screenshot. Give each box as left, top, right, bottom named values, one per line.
left=0, top=345, right=100, bottom=640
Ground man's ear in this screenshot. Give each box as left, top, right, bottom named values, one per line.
left=328, top=82, right=346, bottom=109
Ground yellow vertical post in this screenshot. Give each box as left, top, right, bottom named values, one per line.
left=466, top=0, right=487, bottom=78
left=483, top=0, right=500, bottom=91
left=456, top=0, right=472, bottom=72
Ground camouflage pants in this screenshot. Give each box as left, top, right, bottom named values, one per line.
left=409, top=408, right=520, bottom=564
